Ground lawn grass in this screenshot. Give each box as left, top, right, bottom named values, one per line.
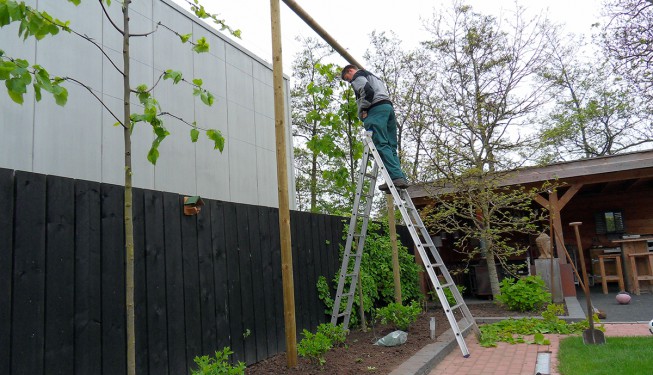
left=558, top=335, right=653, bottom=375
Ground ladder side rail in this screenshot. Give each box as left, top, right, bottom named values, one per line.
left=363, top=133, right=472, bottom=356
left=331, top=146, right=372, bottom=324
left=340, top=164, right=377, bottom=329
left=401, top=192, right=478, bottom=333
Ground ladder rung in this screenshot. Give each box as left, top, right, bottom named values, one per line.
left=334, top=312, right=349, bottom=318
left=364, top=173, right=375, bottom=178
left=345, top=273, right=358, bottom=278
left=448, top=303, right=462, bottom=311
left=440, top=282, right=454, bottom=289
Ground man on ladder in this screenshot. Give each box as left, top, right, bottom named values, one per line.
left=341, top=65, right=409, bottom=191
left=336, top=65, right=479, bottom=358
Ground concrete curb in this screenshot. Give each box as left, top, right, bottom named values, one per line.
left=392, top=297, right=585, bottom=375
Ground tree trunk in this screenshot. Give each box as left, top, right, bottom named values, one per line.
left=122, top=2, right=136, bottom=375
left=484, top=254, right=501, bottom=298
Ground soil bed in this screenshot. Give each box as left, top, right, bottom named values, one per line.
left=245, top=301, right=563, bottom=374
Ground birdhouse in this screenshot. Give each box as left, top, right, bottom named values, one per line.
left=183, top=196, right=204, bottom=216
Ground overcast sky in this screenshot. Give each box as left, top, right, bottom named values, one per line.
left=177, top=0, right=601, bottom=72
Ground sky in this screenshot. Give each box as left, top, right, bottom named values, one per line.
left=176, top=0, right=602, bottom=73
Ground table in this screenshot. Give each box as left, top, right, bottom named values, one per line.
left=611, top=237, right=653, bottom=293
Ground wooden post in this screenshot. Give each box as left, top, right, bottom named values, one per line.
left=281, top=0, right=365, bottom=68
left=387, top=195, right=402, bottom=304
left=270, top=0, right=297, bottom=367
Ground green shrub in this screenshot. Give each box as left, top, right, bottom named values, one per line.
left=496, top=275, right=551, bottom=312
left=431, top=285, right=466, bottom=306
left=375, top=301, right=422, bottom=331
left=317, top=221, right=423, bottom=327
left=191, top=347, right=245, bottom=375
left=297, top=330, right=332, bottom=366
left=316, top=323, right=347, bottom=347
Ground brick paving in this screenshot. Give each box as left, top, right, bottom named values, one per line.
left=427, top=323, right=651, bottom=375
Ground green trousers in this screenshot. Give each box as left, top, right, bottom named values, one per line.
left=363, top=103, right=406, bottom=180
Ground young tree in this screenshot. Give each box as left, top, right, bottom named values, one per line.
left=418, top=1, right=558, bottom=297
left=600, top=0, right=653, bottom=107
left=291, top=38, right=363, bottom=214
left=537, top=37, right=653, bottom=161
left=0, top=1, right=238, bottom=374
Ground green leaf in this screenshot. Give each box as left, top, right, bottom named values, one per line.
left=179, top=33, right=192, bottom=43
left=192, top=37, right=209, bottom=53
left=192, top=78, right=203, bottom=86
left=147, top=147, right=159, bottom=165
left=200, top=91, right=214, bottom=106
left=53, top=85, right=68, bottom=106
left=190, top=128, right=199, bottom=142
left=33, top=82, right=41, bottom=101
left=163, top=70, right=182, bottom=84
left=206, top=129, right=224, bottom=152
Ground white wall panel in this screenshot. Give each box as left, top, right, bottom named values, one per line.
left=227, top=102, right=256, bottom=145
left=0, top=0, right=295, bottom=208
left=229, top=139, right=258, bottom=205
left=255, top=113, right=275, bottom=152
left=256, top=148, right=279, bottom=207
left=0, top=18, right=36, bottom=172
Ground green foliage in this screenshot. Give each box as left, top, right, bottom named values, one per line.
left=0, top=1, right=72, bottom=40
left=186, top=0, right=241, bottom=38
left=191, top=347, right=245, bottom=375
left=496, top=276, right=551, bottom=312
left=317, top=221, right=422, bottom=327
left=478, top=304, right=600, bottom=347
left=316, top=323, right=347, bottom=347
left=375, top=301, right=422, bottom=331
left=297, top=330, right=332, bottom=367
left=0, top=53, right=68, bottom=105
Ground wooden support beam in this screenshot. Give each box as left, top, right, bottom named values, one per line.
left=270, top=0, right=297, bottom=367
left=281, top=0, right=365, bottom=68
left=387, top=195, right=402, bottom=304
left=558, top=184, right=582, bottom=209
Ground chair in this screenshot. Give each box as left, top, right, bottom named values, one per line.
left=597, top=254, right=624, bottom=294
left=627, top=252, right=653, bottom=295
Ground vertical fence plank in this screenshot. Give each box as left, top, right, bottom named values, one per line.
left=132, top=189, right=149, bottom=375
left=44, top=176, right=75, bottom=374
left=143, top=190, right=168, bottom=375
left=101, top=183, right=126, bottom=375
left=197, top=202, right=218, bottom=355
left=236, top=205, right=256, bottom=365
left=289, top=211, right=304, bottom=334
left=223, top=202, right=244, bottom=362
left=180, top=199, right=202, bottom=369
left=259, top=206, right=278, bottom=356
left=248, top=205, right=268, bottom=362
left=11, top=171, right=46, bottom=374
left=74, top=180, right=102, bottom=375
left=316, top=214, right=330, bottom=324
left=0, top=168, right=14, bottom=375
left=210, top=201, right=230, bottom=351
left=163, top=192, right=187, bottom=375
left=308, top=214, right=321, bottom=330
left=268, top=207, right=285, bottom=352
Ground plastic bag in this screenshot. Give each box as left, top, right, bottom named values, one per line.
left=374, top=330, right=408, bottom=347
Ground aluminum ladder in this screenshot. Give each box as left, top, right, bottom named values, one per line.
left=330, top=131, right=479, bottom=357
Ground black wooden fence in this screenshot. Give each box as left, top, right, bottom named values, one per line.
left=0, top=168, right=352, bottom=375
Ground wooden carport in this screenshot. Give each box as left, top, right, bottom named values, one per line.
left=407, top=149, right=653, bottom=296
